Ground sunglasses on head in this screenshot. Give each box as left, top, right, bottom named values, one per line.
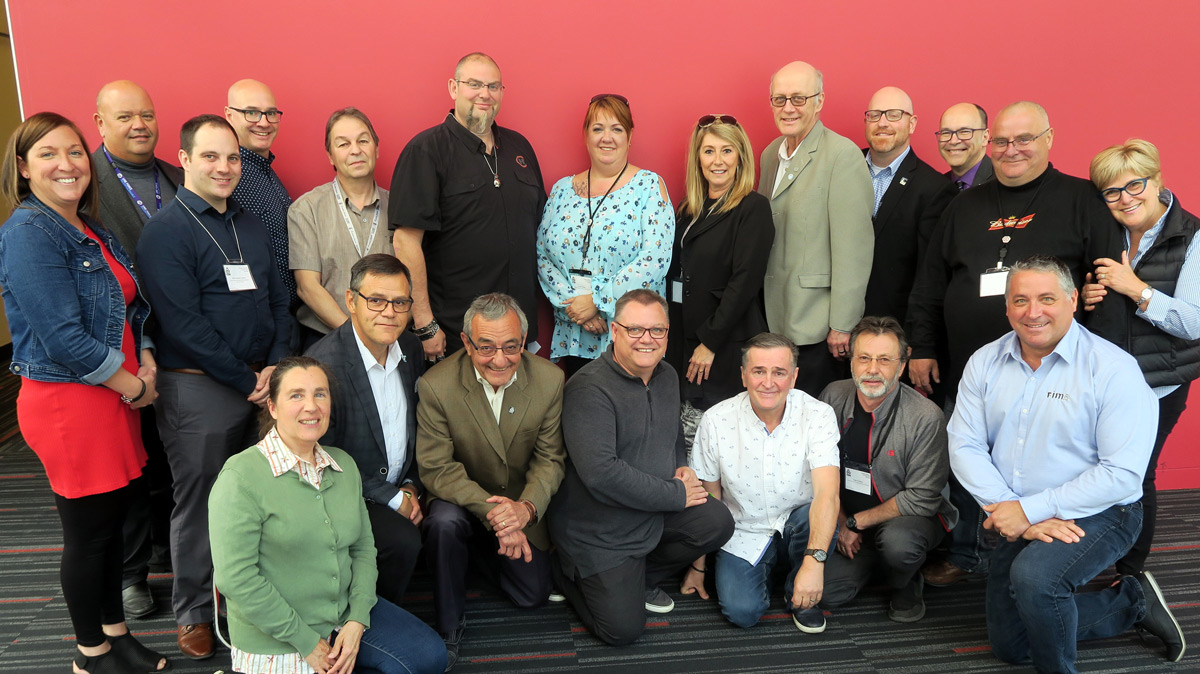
left=697, top=114, right=739, bottom=129
left=590, top=93, right=629, bottom=106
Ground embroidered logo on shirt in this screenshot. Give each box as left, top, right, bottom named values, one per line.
left=988, top=214, right=1036, bottom=230
left=1046, top=391, right=1071, bottom=401
left=515, top=155, right=528, bottom=168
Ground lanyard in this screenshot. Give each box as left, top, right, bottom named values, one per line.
left=331, top=178, right=380, bottom=257
left=580, top=162, right=629, bottom=267
left=177, top=197, right=245, bottom=264
left=102, top=146, right=161, bottom=219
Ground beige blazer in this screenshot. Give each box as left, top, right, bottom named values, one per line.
left=758, top=121, right=875, bottom=344
left=416, top=350, right=565, bottom=550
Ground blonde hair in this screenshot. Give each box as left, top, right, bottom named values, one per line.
left=681, top=119, right=755, bottom=220
left=1090, top=139, right=1163, bottom=191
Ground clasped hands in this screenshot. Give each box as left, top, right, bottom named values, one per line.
left=982, top=500, right=1085, bottom=544
left=563, top=294, right=606, bottom=334
left=486, top=495, right=533, bottom=562
left=304, top=620, right=365, bottom=674
left=674, top=466, right=708, bottom=508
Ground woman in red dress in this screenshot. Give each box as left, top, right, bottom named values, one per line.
left=0, top=113, right=166, bottom=673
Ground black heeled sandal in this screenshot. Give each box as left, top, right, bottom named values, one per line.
left=109, top=633, right=170, bottom=672
left=72, top=649, right=123, bottom=674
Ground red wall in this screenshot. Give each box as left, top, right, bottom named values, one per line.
left=9, top=0, right=1199, bottom=487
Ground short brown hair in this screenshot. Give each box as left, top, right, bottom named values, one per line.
left=849, top=316, right=909, bottom=363
left=1, top=112, right=99, bottom=220
left=583, top=95, right=634, bottom=137
left=613, top=288, right=666, bottom=323
left=740, top=332, right=798, bottom=367
left=180, top=114, right=237, bottom=155
left=324, top=107, right=379, bottom=153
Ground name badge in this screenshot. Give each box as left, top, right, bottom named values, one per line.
left=569, top=273, right=592, bottom=297
left=844, top=465, right=872, bottom=495
left=671, top=278, right=684, bottom=304
left=979, top=268, right=1009, bottom=298
left=224, top=264, right=257, bottom=292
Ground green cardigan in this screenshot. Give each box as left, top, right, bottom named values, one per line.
left=209, top=445, right=378, bottom=656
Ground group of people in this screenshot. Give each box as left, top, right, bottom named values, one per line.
left=0, top=48, right=1195, bottom=674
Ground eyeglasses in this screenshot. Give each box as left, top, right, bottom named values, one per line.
left=864, top=109, right=912, bottom=123
left=769, top=92, right=822, bottom=108
left=1099, top=177, right=1151, bottom=203
left=455, top=79, right=505, bottom=94
left=989, top=128, right=1050, bottom=150
left=853, top=355, right=902, bottom=367
left=697, top=114, right=739, bottom=129
left=613, top=321, right=668, bottom=340
left=465, top=334, right=523, bottom=357
left=354, top=290, right=413, bottom=314
left=227, top=107, right=283, bottom=123
left=590, top=93, right=629, bottom=106
left=935, top=127, right=987, bottom=142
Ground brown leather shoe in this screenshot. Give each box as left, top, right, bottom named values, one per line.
left=177, top=622, right=214, bottom=660
left=922, top=559, right=969, bottom=587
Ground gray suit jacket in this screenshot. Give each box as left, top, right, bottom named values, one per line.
left=306, top=320, right=425, bottom=506
left=91, top=146, right=184, bottom=265
left=758, top=121, right=875, bottom=344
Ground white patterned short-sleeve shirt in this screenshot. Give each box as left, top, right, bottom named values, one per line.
left=690, top=390, right=840, bottom=564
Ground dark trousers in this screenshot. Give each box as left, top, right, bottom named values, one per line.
left=157, top=372, right=259, bottom=625
left=366, top=501, right=423, bottom=607
left=554, top=497, right=734, bottom=646
left=422, top=499, right=552, bottom=635
left=987, top=503, right=1144, bottom=673
left=122, top=405, right=174, bottom=588
left=824, top=515, right=945, bottom=606
left=1117, top=381, right=1190, bottom=574
left=56, top=485, right=133, bottom=646
left=792, top=340, right=847, bottom=399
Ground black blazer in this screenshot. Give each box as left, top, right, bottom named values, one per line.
left=666, top=191, right=773, bottom=408
left=91, top=146, right=184, bottom=266
left=306, top=320, right=425, bottom=505
left=863, top=148, right=953, bottom=325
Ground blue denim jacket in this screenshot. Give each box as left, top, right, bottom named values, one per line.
left=0, top=195, right=151, bottom=384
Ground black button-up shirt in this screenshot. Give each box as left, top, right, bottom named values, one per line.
left=388, top=112, right=546, bottom=349
left=232, top=147, right=295, bottom=305
left=137, top=188, right=290, bottom=394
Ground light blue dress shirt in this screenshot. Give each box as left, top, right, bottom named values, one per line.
left=948, top=321, right=1157, bottom=523
left=866, top=146, right=910, bottom=217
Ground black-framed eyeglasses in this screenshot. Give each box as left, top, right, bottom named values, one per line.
left=455, top=79, right=505, bottom=94
left=227, top=107, right=283, bottom=123
left=590, top=93, right=629, bottom=106
left=465, top=334, right=523, bottom=357
left=989, top=128, right=1050, bottom=150
left=853, top=355, right=902, bottom=367
left=1100, top=177, right=1151, bottom=203
left=935, top=127, right=987, bottom=142
left=769, top=92, right=822, bottom=108
left=613, top=321, right=668, bottom=340
left=353, top=290, right=413, bottom=314
left=697, top=114, right=739, bottom=129
left=864, top=109, right=912, bottom=123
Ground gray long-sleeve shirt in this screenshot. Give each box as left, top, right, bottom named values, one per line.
left=547, top=347, right=687, bottom=578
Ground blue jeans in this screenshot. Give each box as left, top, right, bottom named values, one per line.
left=715, top=504, right=831, bottom=628
left=945, top=473, right=997, bottom=573
left=356, top=596, right=448, bottom=674
left=986, top=503, right=1145, bottom=674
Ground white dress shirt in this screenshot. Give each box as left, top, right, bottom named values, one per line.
left=352, top=329, right=409, bottom=511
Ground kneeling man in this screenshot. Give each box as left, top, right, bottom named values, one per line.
left=548, top=290, right=734, bottom=646
left=686, top=332, right=840, bottom=633
left=950, top=255, right=1184, bottom=672
left=819, top=317, right=956, bottom=623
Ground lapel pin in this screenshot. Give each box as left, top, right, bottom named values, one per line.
left=899, top=177, right=908, bottom=186
left=508, top=406, right=515, bottom=414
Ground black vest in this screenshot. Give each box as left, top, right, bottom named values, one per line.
left=1126, top=196, right=1200, bottom=388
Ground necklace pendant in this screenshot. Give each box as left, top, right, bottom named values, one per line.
left=493, top=176, right=501, bottom=188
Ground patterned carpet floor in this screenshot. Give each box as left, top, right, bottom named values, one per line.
left=0, top=381, right=1196, bottom=672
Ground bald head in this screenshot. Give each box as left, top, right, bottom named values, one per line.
left=454, top=52, right=500, bottom=80
left=769, top=61, right=825, bottom=148
left=937, top=102, right=990, bottom=176
left=94, top=80, right=159, bottom=163
left=864, top=86, right=917, bottom=165
left=991, top=101, right=1054, bottom=187
left=225, top=79, right=280, bottom=158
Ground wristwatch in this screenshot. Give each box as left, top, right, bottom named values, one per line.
left=804, top=548, right=828, bottom=563
left=1140, top=286, right=1154, bottom=305
left=844, top=515, right=862, bottom=533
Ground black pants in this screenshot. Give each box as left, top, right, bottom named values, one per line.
left=792, top=340, right=847, bottom=399
left=366, top=501, right=423, bottom=607
left=553, top=496, right=734, bottom=646
left=56, top=485, right=133, bottom=646
left=122, top=406, right=174, bottom=588
left=823, top=514, right=946, bottom=606
left=423, top=499, right=552, bottom=635
left=1117, top=381, right=1190, bottom=574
